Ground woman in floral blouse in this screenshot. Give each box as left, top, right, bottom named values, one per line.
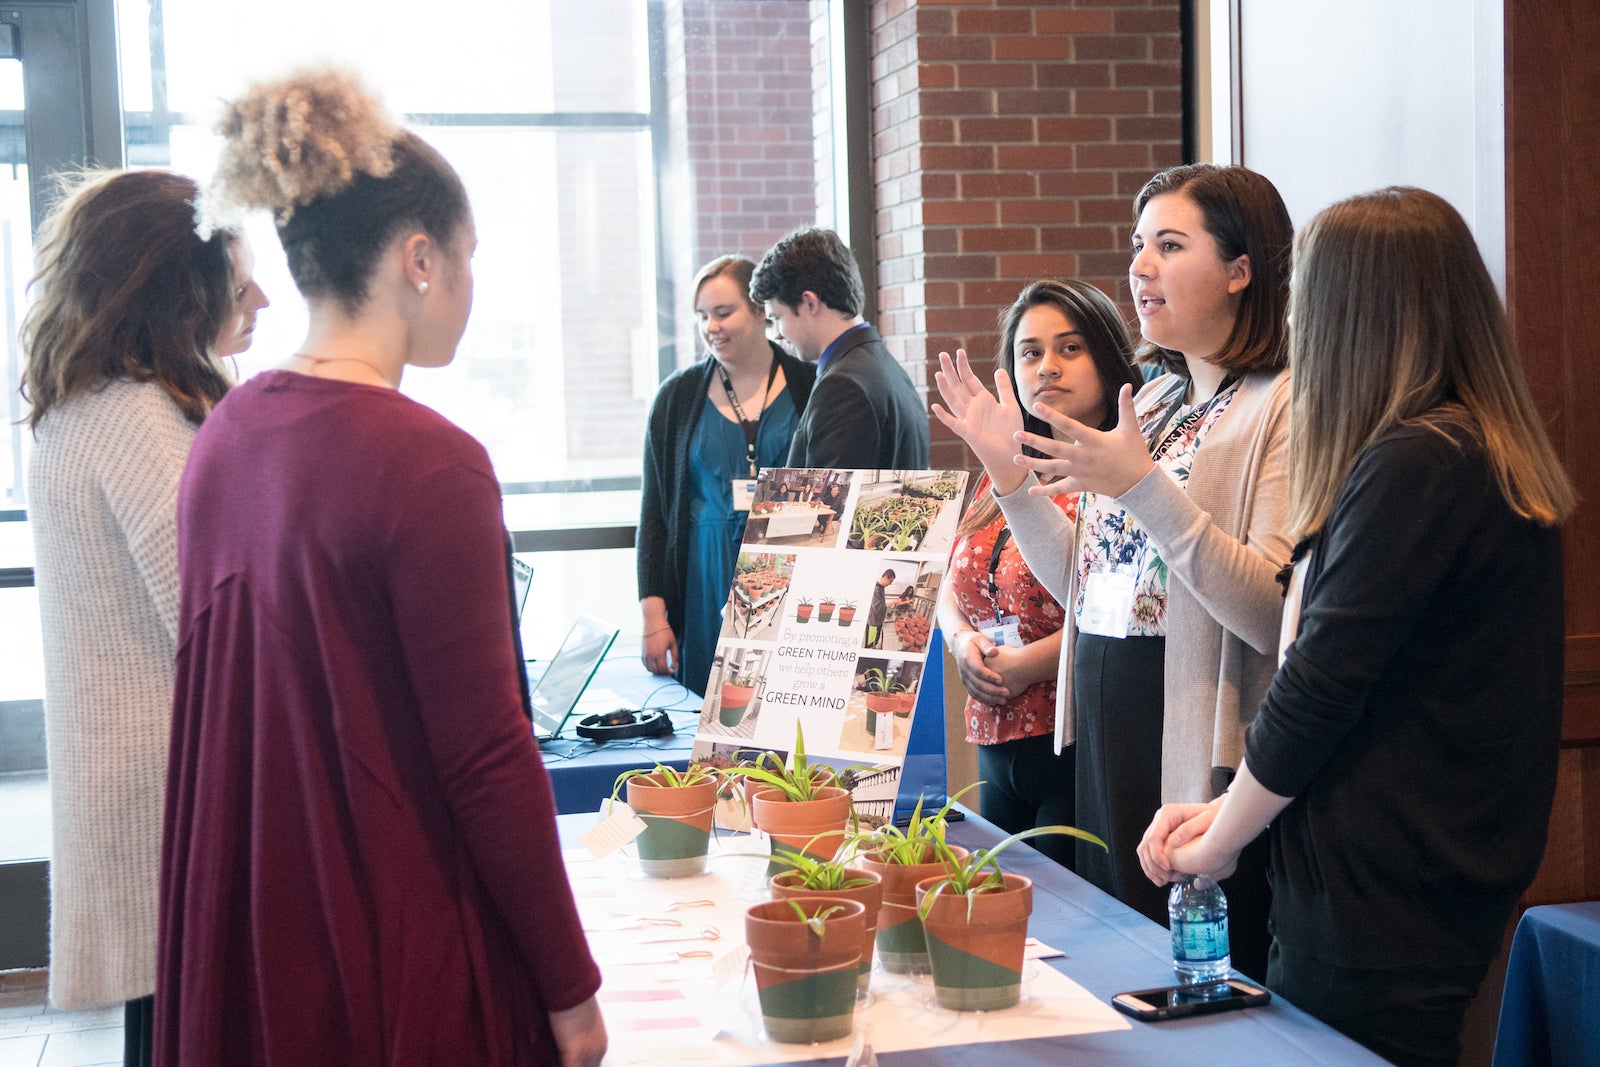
left=934, top=165, right=1293, bottom=978
left=936, top=279, right=1140, bottom=868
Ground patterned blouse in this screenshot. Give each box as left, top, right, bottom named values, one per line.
left=1074, top=377, right=1240, bottom=636
left=949, top=474, right=1079, bottom=745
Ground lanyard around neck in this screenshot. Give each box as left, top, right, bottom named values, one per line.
left=1144, top=372, right=1240, bottom=460
left=715, top=355, right=780, bottom=477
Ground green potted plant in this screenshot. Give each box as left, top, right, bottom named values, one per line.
left=744, top=897, right=867, bottom=1043
left=610, top=762, right=722, bottom=878
left=718, top=668, right=757, bottom=727
left=853, top=786, right=977, bottom=974
left=794, top=596, right=814, bottom=623
left=837, top=598, right=859, bottom=626
left=915, top=824, right=1106, bottom=1010
left=817, top=596, right=837, bottom=623
left=727, top=723, right=852, bottom=876
left=859, top=668, right=910, bottom=737
left=769, top=834, right=885, bottom=990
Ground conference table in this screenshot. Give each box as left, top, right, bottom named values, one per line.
left=558, top=808, right=1389, bottom=1066
left=533, top=655, right=701, bottom=814
left=1492, top=901, right=1600, bottom=1067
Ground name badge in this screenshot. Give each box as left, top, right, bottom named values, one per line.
left=730, top=479, right=757, bottom=513
left=1078, top=570, right=1136, bottom=638
left=979, top=615, right=1024, bottom=648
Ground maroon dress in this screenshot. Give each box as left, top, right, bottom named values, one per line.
left=158, top=371, right=599, bottom=1065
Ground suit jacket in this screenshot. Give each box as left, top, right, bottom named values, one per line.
left=786, top=324, right=930, bottom=469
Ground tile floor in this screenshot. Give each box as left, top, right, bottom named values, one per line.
left=0, top=972, right=120, bottom=1067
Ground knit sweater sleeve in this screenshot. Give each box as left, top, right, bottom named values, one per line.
left=1245, top=429, right=1480, bottom=797
left=636, top=384, right=673, bottom=603
left=98, top=385, right=196, bottom=642
left=1115, top=378, right=1291, bottom=655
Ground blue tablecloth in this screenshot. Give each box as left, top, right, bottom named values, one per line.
left=534, top=656, right=701, bottom=814
left=556, top=808, right=1389, bottom=1065
left=1493, top=901, right=1600, bottom=1067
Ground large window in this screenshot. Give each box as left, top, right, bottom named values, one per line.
left=0, top=2, right=858, bottom=933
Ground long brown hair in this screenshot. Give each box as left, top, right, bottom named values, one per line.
left=1133, top=163, right=1292, bottom=377
left=957, top=278, right=1141, bottom=536
left=1287, top=187, right=1575, bottom=538
left=21, top=169, right=235, bottom=429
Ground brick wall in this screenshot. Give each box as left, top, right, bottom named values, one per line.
left=870, top=0, right=1184, bottom=470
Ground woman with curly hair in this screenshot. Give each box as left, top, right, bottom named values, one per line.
left=157, top=68, right=605, bottom=1066
left=22, top=166, right=266, bottom=1067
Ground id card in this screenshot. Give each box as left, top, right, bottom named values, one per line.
left=1078, top=569, right=1136, bottom=638
left=978, top=615, right=1023, bottom=648
left=730, top=479, right=757, bottom=513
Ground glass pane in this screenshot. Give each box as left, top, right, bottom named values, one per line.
left=119, top=0, right=834, bottom=491
left=0, top=57, right=27, bottom=511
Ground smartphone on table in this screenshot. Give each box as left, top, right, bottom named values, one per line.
left=1111, top=978, right=1271, bottom=1021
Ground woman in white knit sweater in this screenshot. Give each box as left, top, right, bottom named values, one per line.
left=22, top=168, right=267, bottom=1066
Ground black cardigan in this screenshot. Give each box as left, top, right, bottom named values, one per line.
left=1245, top=421, right=1563, bottom=970
left=636, top=343, right=815, bottom=680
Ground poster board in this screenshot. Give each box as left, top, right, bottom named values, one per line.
left=691, top=467, right=969, bottom=827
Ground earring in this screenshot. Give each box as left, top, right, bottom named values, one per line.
left=416, top=281, right=429, bottom=295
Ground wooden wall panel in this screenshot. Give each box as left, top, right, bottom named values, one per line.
left=1507, top=0, right=1600, bottom=906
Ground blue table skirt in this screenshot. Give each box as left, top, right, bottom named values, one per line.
left=556, top=808, right=1389, bottom=1065
left=1493, top=901, right=1600, bottom=1067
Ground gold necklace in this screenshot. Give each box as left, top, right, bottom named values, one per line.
left=291, top=352, right=396, bottom=387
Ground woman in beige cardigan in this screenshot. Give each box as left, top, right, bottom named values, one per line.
left=934, top=164, right=1292, bottom=976
left=23, top=169, right=266, bottom=1066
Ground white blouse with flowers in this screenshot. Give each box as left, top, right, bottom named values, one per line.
left=1073, top=378, right=1241, bottom=636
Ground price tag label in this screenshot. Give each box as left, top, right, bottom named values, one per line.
left=579, top=801, right=647, bottom=858
left=713, top=944, right=750, bottom=988
left=874, top=706, right=895, bottom=749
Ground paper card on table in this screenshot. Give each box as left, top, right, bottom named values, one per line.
left=874, top=705, right=895, bottom=749
left=1025, top=937, right=1065, bottom=960
left=580, top=803, right=646, bottom=858
left=713, top=944, right=749, bottom=988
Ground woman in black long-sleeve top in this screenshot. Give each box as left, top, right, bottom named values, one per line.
left=1138, top=187, right=1575, bottom=1067
left=637, top=256, right=814, bottom=694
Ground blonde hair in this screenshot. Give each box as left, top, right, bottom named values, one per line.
left=203, top=66, right=398, bottom=230
left=21, top=168, right=235, bottom=429
left=205, top=66, right=469, bottom=315
left=1287, top=187, right=1575, bottom=538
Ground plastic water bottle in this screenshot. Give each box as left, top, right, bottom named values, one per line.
left=1169, top=874, right=1230, bottom=983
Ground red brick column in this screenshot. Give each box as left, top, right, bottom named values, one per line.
left=871, top=0, right=1184, bottom=469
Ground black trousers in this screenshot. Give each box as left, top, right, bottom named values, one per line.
left=125, top=994, right=153, bottom=1067
left=977, top=732, right=1076, bottom=870
left=1072, top=632, right=1169, bottom=925
left=1268, top=940, right=1488, bottom=1067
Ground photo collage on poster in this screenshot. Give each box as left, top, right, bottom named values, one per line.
left=691, top=468, right=970, bottom=824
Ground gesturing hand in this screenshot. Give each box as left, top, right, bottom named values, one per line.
left=931, top=349, right=1028, bottom=496
left=1015, top=383, right=1155, bottom=500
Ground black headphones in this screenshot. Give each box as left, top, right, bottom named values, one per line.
left=574, top=708, right=674, bottom=741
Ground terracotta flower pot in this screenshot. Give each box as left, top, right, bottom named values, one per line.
left=892, top=691, right=916, bottom=717
left=838, top=607, right=857, bottom=625
left=857, top=844, right=969, bottom=974
left=719, top=683, right=755, bottom=727
left=796, top=604, right=813, bottom=623
left=745, top=897, right=866, bottom=1044
left=625, top=774, right=718, bottom=878
left=751, top=787, right=852, bottom=878
left=817, top=601, right=836, bottom=623
left=916, top=873, right=1034, bottom=1011
left=771, top=868, right=884, bottom=990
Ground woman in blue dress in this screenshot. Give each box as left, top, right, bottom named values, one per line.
left=638, top=256, right=815, bottom=694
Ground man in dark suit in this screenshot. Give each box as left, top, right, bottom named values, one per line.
left=750, top=228, right=930, bottom=469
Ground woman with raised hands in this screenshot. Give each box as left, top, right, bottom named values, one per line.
left=936, top=278, right=1140, bottom=868
left=157, top=67, right=604, bottom=1066
left=1137, top=187, right=1572, bottom=1067
left=932, top=164, right=1293, bottom=975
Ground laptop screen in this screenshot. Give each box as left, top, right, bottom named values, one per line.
left=529, top=615, right=619, bottom=741
left=511, top=557, right=534, bottom=623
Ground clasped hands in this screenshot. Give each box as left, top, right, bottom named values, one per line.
left=1136, top=797, right=1238, bottom=886
left=931, top=349, right=1154, bottom=500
